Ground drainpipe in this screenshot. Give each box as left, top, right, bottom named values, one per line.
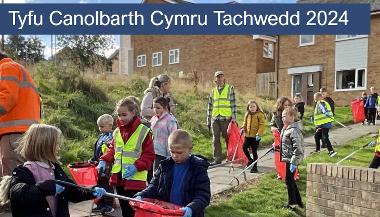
left=275, top=35, right=280, bottom=98
left=1, top=0, right=4, bottom=51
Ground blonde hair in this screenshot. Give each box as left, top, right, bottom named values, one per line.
left=17, top=124, right=63, bottom=163
left=97, top=114, right=114, bottom=126
left=314, top=92, right=323, bottom=100
left=283, top=107, right=298, bottom=118
left=115, top=97, right=139, bottom=115
left=168, top=129, right=192, bottom=148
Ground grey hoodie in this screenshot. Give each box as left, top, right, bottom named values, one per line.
left=280, top=121, right=304, bottom=166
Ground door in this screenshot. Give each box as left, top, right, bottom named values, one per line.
left=292, top=72, right=320, bottom=105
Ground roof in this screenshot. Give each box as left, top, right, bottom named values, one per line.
left=108, top=49, right=119, bottom=60
left=297, top=0, right=380, bottom=12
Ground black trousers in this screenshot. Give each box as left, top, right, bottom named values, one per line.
left=116, top=187, right=139, bottom=217
left=369, top=155, right=380, bottom=169
left=97, top=172, right=114, bottom=207
left=242, top=137, right=259, bottom=170
left=285, top=163, right=303, bottom=206
left=368, top=108, right=377, bottom=124
left=315, top=128, right=334, bottom=152
left=364, top=107, right=369, bottom=122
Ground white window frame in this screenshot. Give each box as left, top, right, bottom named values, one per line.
left=263, top=41, right=274, bottom=59
left=335, top=35, right=368, bottom=42
left=152, top=52, right=162, bottom=67
left=307, top=73, right=313, bottom=87
left=334, top=68, right=367, bottom=92
left=136, top=54, right=146, bottom=67
left=169, top=49, right=180, bottom=64
left=299, top=35, right=315, bottom=46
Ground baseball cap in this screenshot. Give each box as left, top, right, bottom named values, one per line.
left=214, top=71, right=224, bottom=77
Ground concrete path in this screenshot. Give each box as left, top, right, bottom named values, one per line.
left=1, top=123, right=379, bottom=217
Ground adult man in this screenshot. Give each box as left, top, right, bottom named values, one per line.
left=313, top=92, right=337, bottom=157
left=0, top=50, right=40, bottom=177
left=207, top=71, right=237, bottom=165
left=365, top=86, right=378, bottom=125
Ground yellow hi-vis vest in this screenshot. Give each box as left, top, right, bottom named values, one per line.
left=111, top=124, right=150, bottom=181
left=375, top=130, right=380, bottom=155
left=212, top=84, right=232, bottom=118
left=313, top=100, right=334, bottom=126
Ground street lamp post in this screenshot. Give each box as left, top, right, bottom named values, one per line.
left=1, top=0, right=4, bottom=51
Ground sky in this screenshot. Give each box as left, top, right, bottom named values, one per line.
left=2, top=0, right=297, bottom=58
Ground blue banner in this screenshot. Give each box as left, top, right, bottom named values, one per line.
left=0, top=3, right=370, bottom=35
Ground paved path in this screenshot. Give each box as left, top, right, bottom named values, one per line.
left=1, top=123, right=379, bottom=217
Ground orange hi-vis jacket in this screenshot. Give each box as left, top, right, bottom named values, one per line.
left=0, top=58, right=40, bottom=136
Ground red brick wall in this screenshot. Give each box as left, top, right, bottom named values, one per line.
left=307, top=163, right=380, bottom=217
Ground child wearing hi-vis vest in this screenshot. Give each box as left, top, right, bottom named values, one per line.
left=89, top=114, right=114, bottom=214
left=369, top=130, right=380, bottom=169
left=97, top=97, right=155, bottom=217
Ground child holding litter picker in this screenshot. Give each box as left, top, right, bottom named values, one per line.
left=88, top=114, right=115, bottom=214
left=280, top=107, right=304, bottom=209
left=135, top=129, right=211, bottom=217
left=241, top=100, right=265, bottom=173
left=0, top=124, right=106, bottom=217
left=368, top=129, right=380, bottom=169
left=98, top=97, right=155, bottom=217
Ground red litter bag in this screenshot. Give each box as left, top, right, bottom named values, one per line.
left=351, top=99, right=365, bottom=123
left=130, top=198, right=184, bottom=217
left=67, top=162, right=98, bottom=187
left=273, top=130, right=299, bottom=181
left=226, top=122, right=248, bottom=165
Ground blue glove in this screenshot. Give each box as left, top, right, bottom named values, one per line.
left=55, top=184, right=65, bottom=195
left=135, top=196, right=142, bottom=201
left=255, top=135, right=261, bottom=141
left=93, top=187, right=106, bottom=198
left=271, top=145, right=275, bottom=153
left=181, top=207, right=192, bottom=217
left=122, top=165, right=137, bottom=179
left=310, top=116, right=314, bottom=123
left=368, top=141, right=376, bottom=147
left=290, top=164, right=297, bottom=173
left=97, top=160, right=106, bottom=172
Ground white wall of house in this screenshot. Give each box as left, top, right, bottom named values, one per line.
left=335, top=37, right=368, bottom=71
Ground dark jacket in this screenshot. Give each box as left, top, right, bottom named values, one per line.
left=136, top=155, right=211, bottom=217
left=280, top=121, right=304, bottom=166
left=9, top=163, right=94, bottom=217
left=270, top=112, right=284, bottom=132
left=294, top=102, right=305, bottom=119
left=365, top=93, right=379, bottom=108
left=324, top=96, right=335, bottom=115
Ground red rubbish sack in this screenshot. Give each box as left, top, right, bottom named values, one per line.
left=67, top=162, right=98, bottom=187
left=226, top=122, right=248, bottom=165
left=130, top=198, right=184, bottom=217
left=351, top=99, right=365, bottom=123
left=273, top=130, right=299, bottom=181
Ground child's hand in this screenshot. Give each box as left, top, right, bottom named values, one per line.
left=97, top=160, right=106, bottom=172
left=134, top=196, right=142, bottom=201
left=181, top=207, right=192, bottom=217
left=255, top=135, right=261, bottom=141
left=122, top=165, right=137, bottom=179
left=55, top=184, right=65, bottom=195
left=290, top=164, right=297, bottom=173
left=93, top=187, right=106, bottom=198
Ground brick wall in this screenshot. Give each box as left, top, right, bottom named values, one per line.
left=306, top=163, right=380, bottom=217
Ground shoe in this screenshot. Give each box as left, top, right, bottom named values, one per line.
left=250, top=168, right=259, bottom=173
left=329, top=151, right=337, bottom=157
left=283, top=204, right=296, bottom=210
left=101, top=206, right=115, bottom=214
left=276, top=174, right=282, bottom=180
left=210, top=161, right=222, bottom=166
left=92, top=205, right=104, bottom=213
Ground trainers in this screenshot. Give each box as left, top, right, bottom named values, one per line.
left=92, top=205, right=104, bottom=213
left=329, top=151, right=337, bottom=157
left=101, top=206, right=115, bottom=214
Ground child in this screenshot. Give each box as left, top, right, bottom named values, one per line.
left=313, top=92, right=337, bottom=156
left=150, top=96, right=179, bottom=173
left=320, top=87, right=335, bottom=115
left=98, top=97, right=155, bottom=217
left=280, top=107, right=304, bottom=209
left=368, top=129, right=380, bottom=169
left=1, top=124, right=105, bottom=217
left=135, top=129, right=211, bottom=217
left=293, top=93, right=305, bottom=120
left=242, top=100, right=265, bottom=173
left=365, top=86, right=378, bottom=125
left=361, top=92, right=368, bottom=125
left=89, top=114, right=115, bottom=214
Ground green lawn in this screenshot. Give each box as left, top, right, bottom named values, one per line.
left=205, top=135, right=376, bottom=217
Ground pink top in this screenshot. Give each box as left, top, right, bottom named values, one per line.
left=24, top=161, right=57, bottom=217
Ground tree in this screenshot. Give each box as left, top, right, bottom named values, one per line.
left=5, top=35, right=45, bottom=64
left=25, top=36, right=45, bottom=64
left=57, top=35, right=113, bottom=72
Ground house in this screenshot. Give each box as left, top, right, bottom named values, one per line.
left=116, top=0, right=276, bottom=96
left=278, top=1, right=380, bottom=105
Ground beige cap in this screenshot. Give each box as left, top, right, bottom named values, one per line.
left=214, top=71, right=224, bottom=77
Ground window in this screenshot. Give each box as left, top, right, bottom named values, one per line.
left=263, top=42, right=274, bottom=59
left=299, top=35, right=314, bottom=46
left=169, top=49, right=180, bottom=64
left=152, top=52, right=162, bottom=67
left=292, top=75, right=302, bottom=97
left=335, top=68, right=366, bottom=90
left=307, top=73, right=313, bottom=87
left=137, top=54, right=146, bottom=67
left=336, top=35, right=367, bottom=41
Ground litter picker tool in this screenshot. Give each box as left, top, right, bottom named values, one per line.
left=324, top=113, right=352, bottom=130
left=228, top=147, right=274, bottom=185
left=336, top=141, right=375, bottom=165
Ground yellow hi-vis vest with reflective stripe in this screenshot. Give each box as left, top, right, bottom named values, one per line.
left=375, top=130, right=380, bottom=155
left=313, top=100, right=334, bottom=126
left=111, top=124, right=150, bottom=181
left=212, top=84, right=232, bottom=118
